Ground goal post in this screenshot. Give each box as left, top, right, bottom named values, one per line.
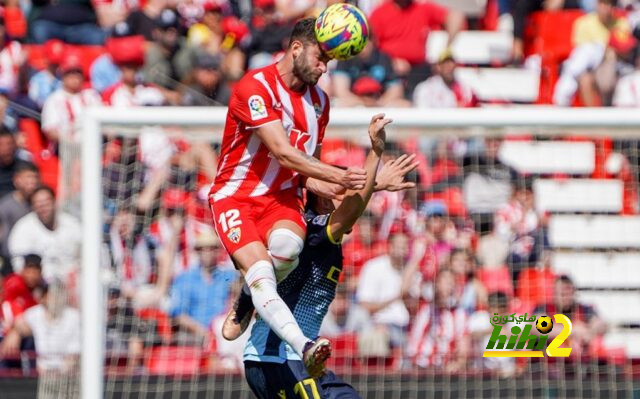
left=80, top=106, right=640, bottom=399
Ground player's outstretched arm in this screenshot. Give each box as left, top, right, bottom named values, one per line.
left=374, top=154, right=419, bottom=192
left=328, top=114, right=399, bottom=241
left=255, top=122, right=367, bottom=190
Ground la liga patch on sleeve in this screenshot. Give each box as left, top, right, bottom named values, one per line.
left=248, top=95, right=268, bottom=120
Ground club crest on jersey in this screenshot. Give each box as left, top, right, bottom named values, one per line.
left=227, top=227, right=241, bottom=244
left=248, top=95, right=267, bottom=120
left=314, top=102, right=322, bottom=119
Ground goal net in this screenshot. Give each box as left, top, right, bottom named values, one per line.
left=56, top=107, right=640, bottom=398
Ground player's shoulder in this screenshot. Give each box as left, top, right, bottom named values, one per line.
left=235, top=64, right=277, bottom=92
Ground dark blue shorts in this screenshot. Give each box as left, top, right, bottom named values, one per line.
left=244, top=360, right=360, bottom=399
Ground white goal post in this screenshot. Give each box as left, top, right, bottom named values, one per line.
left=80, top=106, right=640, bottom=399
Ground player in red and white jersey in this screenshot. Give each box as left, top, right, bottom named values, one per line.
left=210, top=18, right=367, bottom=374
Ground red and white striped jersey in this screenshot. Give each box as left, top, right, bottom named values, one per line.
left=41, top=88, right=102, bottom=142
left=210, top=63, right=330, bottom=202
left=406, top=304, right=469, bottom=368
left=102, top=81, right=165, bottom=107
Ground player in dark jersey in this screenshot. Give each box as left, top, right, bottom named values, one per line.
left=229, top=114, right=418, bottom=398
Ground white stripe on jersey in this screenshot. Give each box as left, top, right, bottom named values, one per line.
left=276, top=79, right=295, bottom=133
left=250, top=156, right=281, bottom=197
left=302, top=89, right=318, bottom=153
left=212, top=134, right=262, bottom=201
left=253, top=72, right=278, bottom=106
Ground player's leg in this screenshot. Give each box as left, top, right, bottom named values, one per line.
left=211, top=198, right=310, bottom=358
left=268, top=219, right=305, bottom=282
left=244, top=360, right=291, bottom=399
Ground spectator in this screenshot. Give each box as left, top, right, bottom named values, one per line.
left=1, top=279, right=80, bottom=397
left=0, top=22, right=26, bottom=95
left=468, top=291, right=516, bottom=376
left=413, top=50, right=478, bottom=108
left=369, top=0, right=465, bottom=97
left=108, top=208, right=156, bottom=303
left=28, top=39, right=64, bottom=109
left=462, top=137, right=515, bottom=234
left=0, top=89, right=19, bottom=133
left=8, top=186, right=82, bottom=282
left=495, top=178, right=544, bottom=281
left=29, top=0, right=106, bottom=44
left=41, top=51, right=102, bottom=145
left=406, top=268, right=470, bottom=371
left=332, top=41, right=409, bottom=107
left=613, top=45, right=640, bottom=106
left=246, top=0, right=294, bottom=69
left=553, top=0, right=633, bottom=106
left=0, top=163, right=40, bottom=269
left=448, top=248, right=487, bottom=313
left=420, top=200, right=455, bottom=267
left=1, top=254, right=44, bottom=325
left=102, top=35, right=167, bottom=107
left=532, top=275, right=607, bottom=356
left=169, top=229, right=237, bottom=343
left=125, top=0, right=166, bottom=41
left=141, top=9, right=187, bottom=94
left=180, top=52, right=231, bottom=106
left=89, top=22, right=130, bottom=93
left=319, top=284, right=369, bottom=337
left=356, top=230, right=411, bottom=347
left=0, top=129, right=34, bottom=199
left=511, top=0, right=582, bottom=63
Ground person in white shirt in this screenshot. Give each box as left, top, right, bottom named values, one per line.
left=613, top=48, right=640, bottom=106
left=8, top=186, right=81, bottom=282
left=413, top=50, right=477, bottom=108
left=356, top=230, right=411, bottom=347
left=41, top=51, right=101, bottom=144
left=0, top=279, right=80, bottom=398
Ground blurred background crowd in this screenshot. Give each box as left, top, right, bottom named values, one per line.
left=0, top=0, right=637, bottom=382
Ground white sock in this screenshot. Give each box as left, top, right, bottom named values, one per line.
left=244, top=260, right=309, bottom=356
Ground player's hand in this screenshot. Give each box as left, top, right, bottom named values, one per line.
left=375, top=154, right=419, bottom=192
left=368, top=113, right=392, bottom=156
left=306, top=178, right=346, bottom=200
left=340, top=166, right=367, bottom=190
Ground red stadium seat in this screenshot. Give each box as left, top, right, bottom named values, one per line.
left=145, top=346, right=206, bottom=375
left=136, top=308, right=173, bottom=343
left=19, top=118, right=59, bottom=193
left=524, top=10, right=585, bottom=104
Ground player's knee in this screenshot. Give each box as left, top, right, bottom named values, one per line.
left=268, top=228, right=304, bottom=276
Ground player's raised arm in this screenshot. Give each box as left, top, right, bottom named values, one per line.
left=328, top=114, right=418, bottom=241
left=255, top=122, right=367, bottom=190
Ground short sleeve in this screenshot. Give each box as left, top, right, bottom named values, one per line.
left=230, top=78, right=280, bottom=128
left=424, top=2, right=449, bottom=28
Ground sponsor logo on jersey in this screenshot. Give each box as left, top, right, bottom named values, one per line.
left=227, top=227, right=242, bottom=244
left=248, top=95, right=268, bottom=120
left=312, top=214, right=329, bottom=225
left=313, top=102, right=322, bottom=119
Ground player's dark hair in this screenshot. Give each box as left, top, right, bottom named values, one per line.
left=24, top=254, right=42, bottom=270
left=29, top=185, right=55, bottom=205
left=288, top=18, right=317, bottom=48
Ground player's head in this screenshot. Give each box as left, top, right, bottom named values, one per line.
left=288, top=18, right=331, bottom=86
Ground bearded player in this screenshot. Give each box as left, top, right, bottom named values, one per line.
left=209, top=18, right=367, bottom=373
left=230, top=114, right=417, bottom=398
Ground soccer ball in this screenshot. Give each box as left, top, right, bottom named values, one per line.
left=314, top=3, right=369, bottom=61
left=536, top=316, right=554, bottom=334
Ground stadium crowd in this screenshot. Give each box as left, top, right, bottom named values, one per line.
left=0, top=0, right=637, bottom=381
